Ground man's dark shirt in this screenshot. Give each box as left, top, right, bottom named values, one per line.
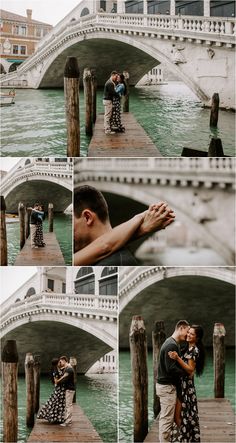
left=103, top=79, right=119, bottom=101
left=30, top=211, right=39, bottom=225
left=60, top=366, right=75, bottom=391
left=95, top=247, right=138, bottom=265
left=157, top=337, right=185, bottom=388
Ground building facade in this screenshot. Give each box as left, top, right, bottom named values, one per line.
left=0, top=9, right=52, bottom=74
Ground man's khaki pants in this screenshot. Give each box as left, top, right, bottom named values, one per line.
left=103, top=99, right=112, bottom=132
left=156, top=383, right=176, bottom=442
left=64, top=390, right=75, bottom=425
left=30, top=224, right=36, bottom=247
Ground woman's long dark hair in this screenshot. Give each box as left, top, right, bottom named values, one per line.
left=191, top=325, right=205, bottom=376
left=119, top=73, right=127, bottom=96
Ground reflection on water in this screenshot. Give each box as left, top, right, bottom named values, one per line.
left=1, top=84, right=235, bottom=157
left=119, top=349, right=235, bottom=443
left=6, top=213, right=72, bottom=265
left=0, top=373, right=117, bottom=443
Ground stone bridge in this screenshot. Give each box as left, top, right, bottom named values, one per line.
left=1, top=0, right=235, bottom=108
left=74, top=157, right=235, bottom=265
left=1, top=157, right=73, bottom=213
left=119, top=265, right=235, bottom=347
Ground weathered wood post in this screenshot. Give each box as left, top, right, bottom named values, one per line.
left=69, top=356, right=77, bottom=403
left=152, top=321, right=166, bottom=418
left=208, top=137, right=224, bottom=157
left=2, top=340, right=18, bottom=443
left=25, top=208, right=31, bottom=239
left=18, top=202, right=25, bottom=249
left=213, top=322, right=226, bottom=398
left=91, top=68, right=97, bottom=124
left=25, top=353, right=35, bottom=427
left=48, top=203, right=53, bottom=233
left=129, top=315, right=148, bottom=442
left=64, top=56, right=80, bottom=157
left=83, top=68, right=93, bottom=136
left=0, top=195, right=8, bottom=266
left=210, top=93, right=219, bottom=127
left=123, top=71, right=130, bottom=113
left=33, top=355, right=41, bottom=413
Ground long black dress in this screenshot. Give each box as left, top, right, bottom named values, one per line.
left=172, top=346, right=201, bottom=442
left=37, top=369, right=65, bottom=423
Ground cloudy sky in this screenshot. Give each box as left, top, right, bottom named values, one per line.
left=0, top=157, right=20, bottom=171
left=1, top=0, right=83, bottom=26
left=0, top=267, right=37, bottom=302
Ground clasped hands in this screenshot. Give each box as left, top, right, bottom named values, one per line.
left=138, top=201, right=175, bottom=236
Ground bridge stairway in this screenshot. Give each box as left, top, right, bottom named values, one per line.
left=88, top=113, right=162, bottom=157
left=27, top=404, right=103, bottom=442
left=144, top=398, right=235, bottom=442
left=14, top=232, right=65, bottom=266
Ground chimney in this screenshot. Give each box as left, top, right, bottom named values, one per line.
left=26, top=9, right=32, bottom=20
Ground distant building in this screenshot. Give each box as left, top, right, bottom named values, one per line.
left=137, top=66, right=165, bottom=85
left=0, top=9, right=52, bottom=74
left=87, top=350, right=117, bottom=373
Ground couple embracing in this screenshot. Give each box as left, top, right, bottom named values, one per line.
left=103, top=71, right=126, bottom=135
left=156, top=320, right=205, bottom=442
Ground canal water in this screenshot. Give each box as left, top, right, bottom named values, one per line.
left=0, top=373, right=117, bottom=443
left=1, top=83, right=235, bottom=157
left=6, top=213, right=72, bottom=265
left=119, top=349, right=235, bottom=443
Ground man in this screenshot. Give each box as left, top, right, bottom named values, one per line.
left=156, top=320, right=190, bottom=442
left=103, top=71, right=119, bottom=134
left=29, top=203, right=40, bottom=248
left=55, top=356, right=75, bottom=427
left=74, top=185, right=175, bottom=265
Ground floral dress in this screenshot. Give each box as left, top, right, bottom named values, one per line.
left=37, top=369, right=65, bottom=423
left=110, top=83, right=125, bottom=132
left=172, top=346, right=201, bottom=442
left=33, top=210, right=45, bottom=247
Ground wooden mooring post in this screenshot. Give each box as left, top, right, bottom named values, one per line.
left=123, top=71, right=130, bottom=112
left=48, top=203, right=54, bottom=233
left=2, top=340, right=18, bottom=443
left=64, top=56, right=80, bottom=157
left=130, top=315, right=148, bottom=442
left=0, top=195, right=8, bottom=266
left=83, top=68, right=93, bottom=135
left=91, top=68, right=97, bottom=124
left=33, top=355, right=41, bottom=414
left=213, top=322, right=226, bottom=398
left=70, top=356, right=77, bottom=403
left=210, top=93, right=219, bottom=128
left=152, top=321, right=166, bottom=418
left=18, top=202, right=25, bottom=249
left=25, top=353, right=35, bottom=428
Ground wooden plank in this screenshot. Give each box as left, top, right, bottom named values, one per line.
left=14, top=233, right=65, bottom=266
left=144, top=399, right=235, bottom=443
left=27, top=404, right=103, bottom=442
left=88, top=113, right=162, bottom=157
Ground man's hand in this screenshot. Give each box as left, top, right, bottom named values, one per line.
left=137, top=202, right=175, bottom=237
left=168, top=351, right=178, bottom=360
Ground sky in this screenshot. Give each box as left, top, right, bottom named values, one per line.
left=1, top=0, right=83, bottom=26
left=0, top=157, right=20, bottom=171
left=0, top=267, right=37, bottom=302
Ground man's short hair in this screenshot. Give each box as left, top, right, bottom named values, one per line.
left=74, top=185, right=109, bottom=223
left=111, top=71, right=118, bottom=76
left=59, top=356, right=68, bottom=362
left=34, top=203, right=39, bottom=208
left=175, top=320, right=189, bottom=330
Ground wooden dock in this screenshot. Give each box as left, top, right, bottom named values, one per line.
left=144, top=399, right=235, bottom=443
left=88, top=113, right=162, bottom=157
left=27, top=404, right=103, bottom=442
left=14, top=233, right=65, bottom=266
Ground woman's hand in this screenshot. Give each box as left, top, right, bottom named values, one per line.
left=137, top=202, right=175, bottom=236
left=168, top=351, right=178, bottom=360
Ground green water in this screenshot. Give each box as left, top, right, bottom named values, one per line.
left=0, top=373, right=117, bottom=443
left=119, top=349, right=235, bottom=443
left=6, top=213, right=72, bottom=265
left=1, top=83, right=235, bottom=157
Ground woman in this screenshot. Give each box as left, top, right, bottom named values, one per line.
left=34, top=205, right=45, bottom=247
left=111, top=73, right=126, bottom=132
left=37, top=358, right=66, bottom=424
left=168, top=325, right=205, bottom=442
left=74, top=202, right=175, bottom=265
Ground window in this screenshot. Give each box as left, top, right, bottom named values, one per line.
left=35, top=27, right=42, bottom=37
left=76, top=267, right=94, bottom=279
left=62, top=282, right=66, bottom=293
left=125, top=0, right=143, bottom=14
left=210, top=0, right=235, bottom=17
left=80, top=7, right=90, bottom=16
left=15, top=25, right=27, bottom=35
left=20, top=46, right=26, bottom=55
left=148, top=0, right=170, bottom=15
left=100, top=1, right=106, bottom=11
left=75, top=267, right=95, bottom=294
left=13, top=45, right=18, bottom=54
left=48, top=279, right=54, bottom=291
left=175, top=1, right=203, bottom=16
left=101, top=267, right=118, bottom=278
left=99, top=267, right=118, bottom=295
left=24, top=287, right=36, bottom=299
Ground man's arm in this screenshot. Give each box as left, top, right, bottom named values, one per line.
left=132, top=202, right=175, bottom=240
left=164, top=344, right=186, bottom=379
left=55, top=371, right=69, bottom=385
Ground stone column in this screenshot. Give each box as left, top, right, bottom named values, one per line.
left=170, top=0, right=176, bottom=16
left=117, top=0, right=126, bottom=13
left=143, top=0, right=148, bottom=14
left=204, top=0, right=210, bottom=17
left=66, top=267, right=74, bottom=294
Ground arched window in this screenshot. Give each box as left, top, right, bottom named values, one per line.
left=99, top=267, right=118, bottom=296
left=0, top=64, right=6, bottom=74
left=25, top=159, right=31, bottom=165
left=15, top=298, right=21, bottom=303
left=80, top=7, right=90, bottom=17
left=24, top=287, right=36, bottom=298
left=75, top=267, right=95, bottom=294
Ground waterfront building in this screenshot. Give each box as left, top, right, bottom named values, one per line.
left=0, top=9, right=52, bottom=74
left=137, top=66, right=166, bottom=85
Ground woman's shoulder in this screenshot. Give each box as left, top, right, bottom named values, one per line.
left=186, top=345, right=199, bottom=360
